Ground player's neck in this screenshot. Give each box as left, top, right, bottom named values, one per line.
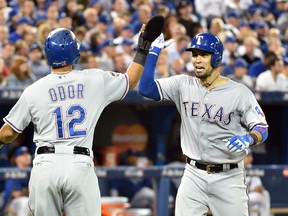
left=51, top=65, right=73, bottom=75
left=200, top=73, right=220, bottom=88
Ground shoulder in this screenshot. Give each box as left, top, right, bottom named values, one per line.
left=226, top=78, right=254, bottom=94
left=256, top=70, right=270, bottom=79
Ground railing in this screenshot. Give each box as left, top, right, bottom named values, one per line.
left=1, top=165, right=288, bottom=216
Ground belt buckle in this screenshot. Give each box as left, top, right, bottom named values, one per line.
left=206, top=164, right=216, bottom=174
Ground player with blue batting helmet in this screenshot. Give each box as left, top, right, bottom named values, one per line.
left=186, top=32, right=223, bottom=68
left=44, top=28, right=80, bottom=68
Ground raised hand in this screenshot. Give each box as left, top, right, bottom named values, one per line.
left=149, top=33, right=174, bottom=56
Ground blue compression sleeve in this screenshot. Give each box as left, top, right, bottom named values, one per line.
left=138, top=53, right=161, bottom=101
left=252, top=126, right=268, bottom=144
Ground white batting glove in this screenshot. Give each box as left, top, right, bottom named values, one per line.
left=149, top=33, right=174, bottom=56
left=226, top=135, right=254, bottom=153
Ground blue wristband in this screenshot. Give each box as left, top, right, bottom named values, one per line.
left=252, top=126, right=268, bottom=144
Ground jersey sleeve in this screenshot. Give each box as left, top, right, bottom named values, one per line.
left=102, top=71, right=129, bottom=103
left=156, top=75, right=184, bottom=101
left=3, top=91, right=31, bottom=133
left=242, top=90, right=268, bottom=130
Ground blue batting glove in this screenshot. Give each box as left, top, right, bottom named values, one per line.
left=149, top=33, right=174, bottom=56
left=226, top=135, right=254, bottom=153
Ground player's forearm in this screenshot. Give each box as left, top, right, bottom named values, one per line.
left=126, top=61, right=144, bottom=90
left=138, top=53, right=160, bottom=100
left=0, top=123, right=19, bottom=145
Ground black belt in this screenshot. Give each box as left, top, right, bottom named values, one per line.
left=37, top=146, right=91, bottom=156
left=186, top=157, right=238, bottom=174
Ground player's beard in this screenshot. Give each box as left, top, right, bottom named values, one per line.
left=195, top=67, right=214, bottom=79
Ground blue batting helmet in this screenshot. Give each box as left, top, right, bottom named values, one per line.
left=186, top=32, right=223, bottom=68
left=45, top=28, right=80, bottom=68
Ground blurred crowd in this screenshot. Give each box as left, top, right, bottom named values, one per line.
left=0, top=0, right=287, bottom=91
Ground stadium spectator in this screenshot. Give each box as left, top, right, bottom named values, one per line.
left=236, top=20, right=257, bottom=43
left=111, top=0, right=129, bottom=20
left=0, top=58, right=8, bottom=88
left=163, top=14, right=179, bottom=40
left=58, top=12, right=73, bottom=29
left=168, top=35, right=190, bottom=63
left=209, top=17, right=233, bottom=42
left=22, top=28, right=37, bottom=47
left=224, top=10, right=241, bottom=37
left=86, top=55, right=101, bottom=69
left=194, top=0, right=226, bottom=28
left=1, top=41, right=16, bottom=68
left=62, top=0, right=85, bottom=29
left=155, top=49, right=169, bottom=79
left=222, top=36, right=239, bottom=66
left=155, top=3, right=171, bottom=18
left=14, top=39, right=29, bottom=57
left=166, top=23, right=187, bottom=60
left=131, top=4, right=152, bottom=34
left=98, top=39, right=117, bottom=71
left=8, top=17, right=33, bottom=43
left=117, top=24, right=134, bottom=42
left=6, top=55, right=36, bottom=89
left=246, top=0, right=275, bottom=23
left=179, top=48, right=194, bottom=73
left=82, top=7, right=99, bottom=30
left=175, top=1, right=200, bottom=39
left=267, top=36, right=287, bottom=57
left=272, top=0, right=287, bottom=19
left=3, top=146, right=31, bottom=216
left=0, top=0, right=12, bottom=23
left=282, top=57, right=288, bottom=88
left=7, top=8, right=19, bottom=33
left=276, top=2, right=288, bottom=37
left=36, top=22, right=52, bottom=48
left=109, top=149, right=154, bottom=210
left=224, top=0, right=253, bottom=16
left=109, top=16, right=127, bottom=38
left=248, top=51, right=278, bottom=78
left=255, top=21, right=269, bottom=54
left=27, top=43, right=50, bottom=80
left=0, top=25, right=9, bottom=50
left=121, top=39, right=135, bottom=62
left=227, top=58, right=254, bottom=89
left=112, top=52, right=128, bottom=74
left=244, top=149, right=271, bottom=216
left=255, top=56, right=286, bottom=91
left=170, top=57, right=185, bottom=76
left=238, top=36, right=262, bottom=66
left=19, top=0, right=35, bottom=22
left=44, top=5, right=60, bottom=29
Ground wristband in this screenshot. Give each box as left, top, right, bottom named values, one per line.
left=133, top=52, right=148, bottom=67
left=249, top=133, right=258, bottom=145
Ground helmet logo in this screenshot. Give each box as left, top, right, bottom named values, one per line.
left=53, top=61, right=67, bottom=67
left=196, top=35, right=204, bottom=45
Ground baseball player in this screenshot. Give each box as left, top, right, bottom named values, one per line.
left=138, top=33, right=268, bottom=216
left=0, top=15, right=165, bottom=216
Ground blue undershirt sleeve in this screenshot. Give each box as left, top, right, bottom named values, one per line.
left=138, top=53, right=161, bottom=101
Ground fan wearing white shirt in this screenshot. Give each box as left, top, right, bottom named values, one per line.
left=255, top=56, right=286, bottom=91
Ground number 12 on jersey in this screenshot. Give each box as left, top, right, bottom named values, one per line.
left=53, top=105, right=87, bottom=139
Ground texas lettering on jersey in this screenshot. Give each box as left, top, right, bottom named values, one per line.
left=183, top=101, right=234, bottom=125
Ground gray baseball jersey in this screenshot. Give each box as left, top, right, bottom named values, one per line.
left=4, top=69, right=128, bottom=149
left=3, top=69, right=128, bottom=215
left=156, top=75, right=267, bottom=164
